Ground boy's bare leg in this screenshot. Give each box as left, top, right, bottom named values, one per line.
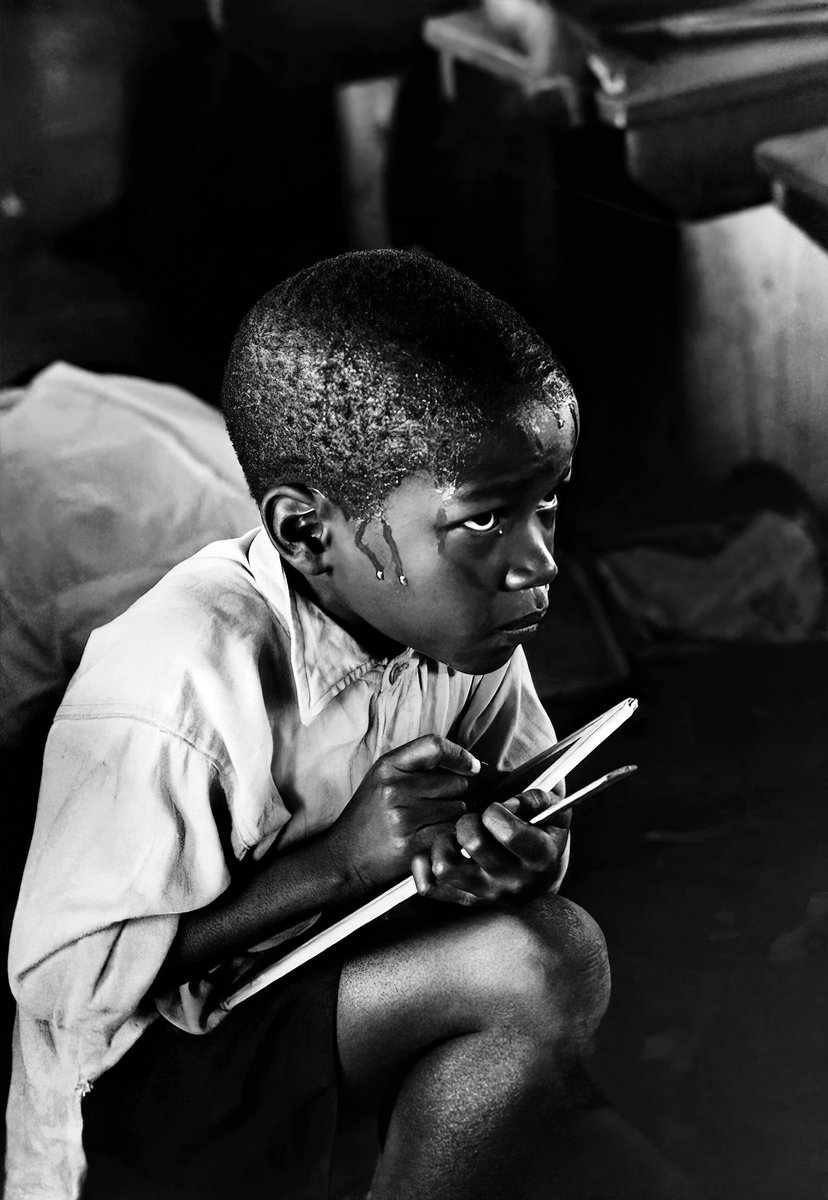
left=337, top=892, right=604, bottom=1199
left=337, top=892, right=698, bottom=1200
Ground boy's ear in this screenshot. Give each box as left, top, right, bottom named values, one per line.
left=260, top=485, right=332, bottom=576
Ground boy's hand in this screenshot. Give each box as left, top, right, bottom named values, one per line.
left=324, top=736, right=481, bottom=893
left=410, top=789, right=571, bottom=907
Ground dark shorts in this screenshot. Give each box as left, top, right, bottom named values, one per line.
left=82, top=952, right=360, bottom=1200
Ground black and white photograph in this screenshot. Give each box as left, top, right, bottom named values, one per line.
left=1, top=2, right=827, bottom=1197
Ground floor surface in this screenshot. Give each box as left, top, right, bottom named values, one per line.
left=559, top=645, right=828, bottom=1200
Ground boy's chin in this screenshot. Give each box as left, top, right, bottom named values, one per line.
left=443, top=643, right=517, bottom=676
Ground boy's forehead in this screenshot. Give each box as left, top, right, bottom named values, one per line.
left=375, top=400, right=576, bottom=524
left=456, top=399, right=577, bottom=488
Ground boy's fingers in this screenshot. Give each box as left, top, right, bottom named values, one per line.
left=411, top=848, right=482, bottom=906
left=408, top=801, right=469, bottom=847
left=510, top=789, right=573, bottom=830
left=455, top=812, right=522, bottom=878
left=533, top=806, right=572, bottom=832
left=411, top=851, right=435, bottom=897
left=424, top=828, right=462, bottom=878
left=481, top=803, right=565, bottom=871
left=417, top=830, right=505, bottom=903
left=412, top=801, right=568, bottom=905
left=397, top=772, right=471, bottom=800
left=387, top=735, right=481, bottom=778
left=515, top=788, right=553, bottom=815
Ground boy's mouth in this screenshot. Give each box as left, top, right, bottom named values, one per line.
left=498, top=607, right=548, bottom=633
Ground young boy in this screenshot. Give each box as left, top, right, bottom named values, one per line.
left=9, top=250, right=635, bottom=1200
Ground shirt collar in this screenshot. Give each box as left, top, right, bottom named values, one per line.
left=247, top=528, right=413, bottom=725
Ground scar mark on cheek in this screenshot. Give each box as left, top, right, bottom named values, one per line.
left=354, top=518, right=386, bottom=580
left=380, top=518, right=408, bottom=586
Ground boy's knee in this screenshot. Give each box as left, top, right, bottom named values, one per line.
left=470, top=895, right=610, bottom=1051
left=532, top=894, right=611, bottom=1041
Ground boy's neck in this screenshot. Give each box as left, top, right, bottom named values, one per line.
left=286, top=563, right=407, bottom=664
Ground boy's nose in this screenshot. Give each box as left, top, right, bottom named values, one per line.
left=504, top=525, right=558, bottom=591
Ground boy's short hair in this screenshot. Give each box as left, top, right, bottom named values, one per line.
left=221, top=249, right=574, bottom=516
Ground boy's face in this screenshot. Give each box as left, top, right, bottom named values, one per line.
left=322, top=400, right=577, bottom=675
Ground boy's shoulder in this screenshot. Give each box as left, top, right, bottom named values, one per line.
left=59, top=530, right=290, bottom=725
left=110, top=529, right=280, bottom=640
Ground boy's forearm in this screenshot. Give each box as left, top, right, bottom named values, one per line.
left=154, top=827, right=365, bottom=992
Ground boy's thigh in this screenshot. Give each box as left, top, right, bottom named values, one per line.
left=337, top=891, right=608, bottom=1106
left=82, top=955, right=344, bottom=1200
left=81, top=894, right=605, bottom=1197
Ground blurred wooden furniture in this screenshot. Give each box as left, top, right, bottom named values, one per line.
left=582, top=17, right=828, bottom=217
left=423, top=8, right=590, bottom=123
left=424, top=5, right=828, bottom=217
left=755, top=125, right=828, bottom=252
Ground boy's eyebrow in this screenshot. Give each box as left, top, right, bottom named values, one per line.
left=451, top=478, right=526, bottom=504
left=450, top=459, right=574, bottom=506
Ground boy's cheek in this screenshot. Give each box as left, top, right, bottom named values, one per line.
left=439, top=537, right=503, bottom=587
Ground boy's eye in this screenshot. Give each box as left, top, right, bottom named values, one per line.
left=538, top=494, right=559, bottom=513
left=461, top=512, right=500, bottom=533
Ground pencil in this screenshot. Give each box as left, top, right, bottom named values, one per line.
left=529, top=764, right=639, bottom=825
left=458, top=763, right=638, bottom=856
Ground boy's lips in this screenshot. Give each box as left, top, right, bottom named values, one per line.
left=497, top=607, right=548, bottom=632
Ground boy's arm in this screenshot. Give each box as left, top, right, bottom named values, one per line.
left=155, top=735, right=480, bottom=991
left=13, top=718, right=479, bottom=1023
left=153, top=823, right=352, bottom=992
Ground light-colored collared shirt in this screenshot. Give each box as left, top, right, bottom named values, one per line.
left=6, top=528, right=566, bottom=1200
